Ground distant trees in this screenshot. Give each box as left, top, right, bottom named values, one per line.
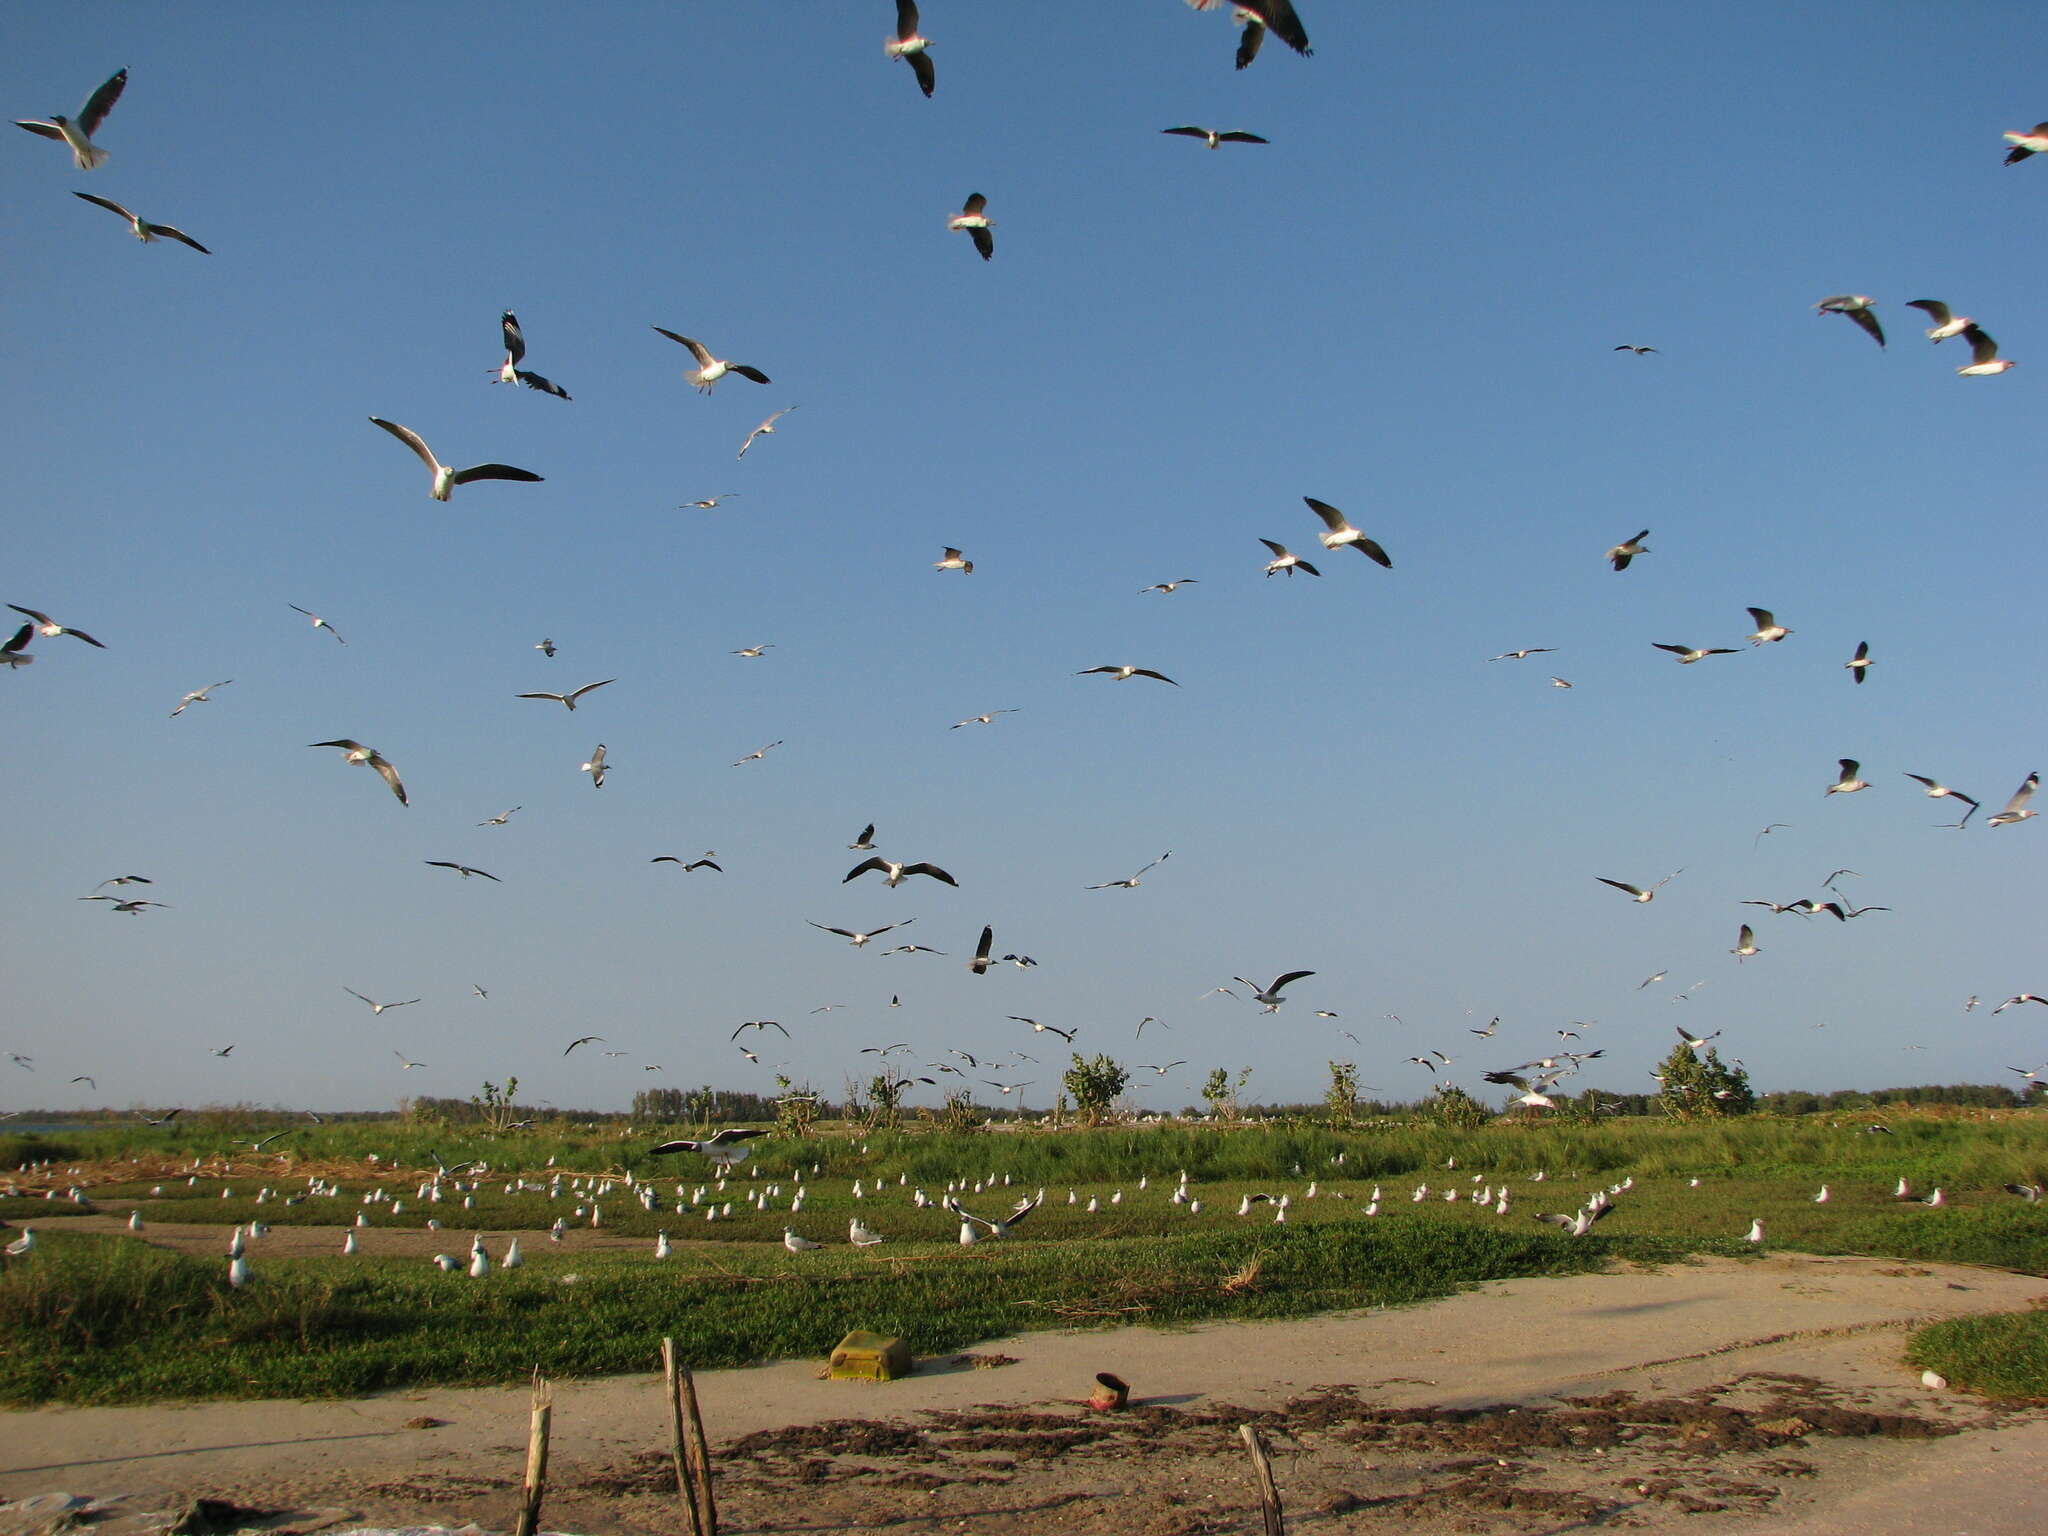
left=1429, top=1082, right=1489, bottom=1129
left=1200, top=1066, right=1254, bottom=1122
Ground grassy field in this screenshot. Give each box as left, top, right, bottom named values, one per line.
left=4, top=1112, right=2045, bottom=1406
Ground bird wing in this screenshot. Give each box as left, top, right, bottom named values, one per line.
left=1905, top=299, right=1952, bottom=325
left=1349, top=537, right=1392, bottom=568
left=1303, top=497, right=1348, bottom=532
left=15, top=120, right=64, bottom=142
left=71, top=189, right=136, bottom=222
left=368, top=753, right=408, bottom=805
left=500, top=311, right=526, bottom=365
left=566, top=679, right=616, bottom=703
left=905, top=863, right=959, bottom=885
left=1218, top=132, right=1269, bottom=144
left=150, top=224, right=210, bottom=253
left=895, top=0, right=920, bottom=38
left=1597, top=878, right=1646, bottom=898
left=969, top=225, right=993, bottom=260
left=1132, top=669, right=1180, bottom=685
left=369, top=417, right=441, bottom=473
left=1235, top=18, right=1266, bottom=68
left=651, top=327, right=715, bottom=368
left=1269, top=970, right=1314, bottom=994
left=845, top=857, right=889, bottom=882
left=516, top=692, right=568, bottom=704
left=1651, top=643, right=1690, bottom=656
left=974, top=925, right=995, bottom=959
left=78, top=69, right=127, bottom=136
left=961, top=193, right=987, bottom=217
left=1999, top=773, right=2039, bottom=814
left=451, top=464, right=544, bottom=486
left=1162, top=126, right=1211, bottom=138
left=1847, top=306, right=1886, bottom=347
left=730, top=364, right=772, bottom=383
left=1240, top=0, right=1310, bottom=54
left=1838, top=759, right=1860, bottom=779
left=1259, top=538, right=1288, bottom=557
left=1962, top=324, right=2001, bottom=365
left=516, top=370, right=570, bottom=399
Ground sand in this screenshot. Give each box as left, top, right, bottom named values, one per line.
left=5, top=1250, right=2047, bottom=1534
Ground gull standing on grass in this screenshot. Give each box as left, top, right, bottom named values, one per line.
left=368, top=418, right=543, bottom=501
left=308, top=740, right=408, bottom=805
left=71, top=192, right=209, bottom=252
left=652, top=328, right=771, bottom=392
left=14, top=68, right=126, bottom=170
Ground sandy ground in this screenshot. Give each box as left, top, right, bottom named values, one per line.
left=5, top=1250, right=2047, bottom=1536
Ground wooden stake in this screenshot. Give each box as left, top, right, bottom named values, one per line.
left=662, top=1338, right=704, bottom=1536
left=513, top=1372, right=552, bottom=1536
left=678, top=1353, right=719, bottom=1536
left=1239, top=1422, right=1283, bottom=1536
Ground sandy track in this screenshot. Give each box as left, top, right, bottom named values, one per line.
left=4, top=1252, right=2046, bottom=1534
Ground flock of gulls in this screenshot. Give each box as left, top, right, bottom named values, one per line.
left=6, top=1, right=2045, bottom=1180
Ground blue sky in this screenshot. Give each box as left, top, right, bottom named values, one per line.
left=5, top=2, right=2044, bottom=1117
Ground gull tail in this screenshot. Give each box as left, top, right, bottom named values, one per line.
left=75, top=144, right=110, bottom=172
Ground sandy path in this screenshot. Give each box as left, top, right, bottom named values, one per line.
left=4, top=1252, right=2046, bottom=1534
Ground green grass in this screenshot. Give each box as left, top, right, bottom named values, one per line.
left=0, top=1219, right=1618, bottom=1406
left=1909, top=1309, right=2048, bottom=1403
left=6, top=1114, right=2047, bottom=1406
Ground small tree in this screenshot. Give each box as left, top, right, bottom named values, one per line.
left=1064, top=1053, right=1131, bottom=1125
left=1325, top=1061, right=1359, bottom=1128
left=1428, top=1082, right=1488, bottom=1130
left=858, top=1070, right=909, bottom=1131
left=1656, top=1043, right=1755, bottom=1119
left=471, top=1077, right=522, bottom=1133
left=1200, top=1066, right=1253, bottom=1121
left=774, top=1075, right=819, bottom=1138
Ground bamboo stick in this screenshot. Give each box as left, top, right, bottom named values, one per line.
left=1239, top=1422, right=1283, bottom=1536
left=662, top=1338, right=705, bottom=1536
left=513, top=1373, right=553, bottom=1536
left=679, top=1356, right=718, bottom=1536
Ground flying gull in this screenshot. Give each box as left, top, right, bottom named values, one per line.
left=1161, top=126, right=1268, bottom=149
left=308, top=740, right=408, bottom=805
left=652, top=327, right=770, bottom=392
left=948, top=194, right=994, bottom=260
left=885, top=0, right=935, bottom=96
left=71, top=191, right=209, bottom=251
left=515, top=678, right=615, bottom=711
left=8, top=605, right=106, bottom=648
left=368, top=418, right=543, bottom=501
left=493, top=311, right=571, bottom=399
left=14, top=68, right=126, bottom=170
left=1815, top=294, right=1884, bottom=348
left=288, top=605, right=346, bottom=644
